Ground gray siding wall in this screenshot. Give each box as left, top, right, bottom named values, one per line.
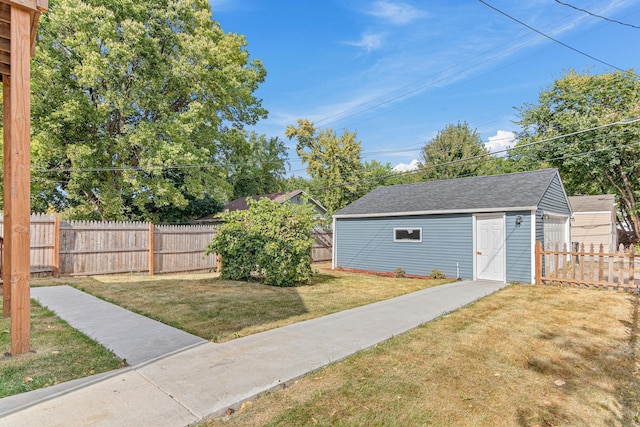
left=535, top=174, right=571, bottom=244
left=505, top=211, right=533, bottom=283
left=335, top=214, right=473, bottom=279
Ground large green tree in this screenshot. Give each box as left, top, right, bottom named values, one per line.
left=224, top=130, right=288, bottom=200
left=418, top=121, right=495, bottom=181
left=286, top=119, right=364, bottom=213
left=515, top=69, right=640, bottom=239
left=23, top=0, right=267, bottom=221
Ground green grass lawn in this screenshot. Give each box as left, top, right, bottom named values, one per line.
left=202, top=285, right=640, bottom=426
left=33, top=265, right=451, bottom=343
left=0, top=299, right=125, bottom=399
left=0, top=267, right=448, bottom=399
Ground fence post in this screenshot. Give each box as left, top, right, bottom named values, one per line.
left=629, top=246, right=635, bottom=287
left=535, top=241, right=542, bottom=285
left=53, top=216, right=60, bottom=277
left=148, top=223, right=155, bottom=276
left=598, top=244, right=604, bottom=282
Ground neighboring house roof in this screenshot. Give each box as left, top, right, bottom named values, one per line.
left=196, top=190, right=327, bottom=223
left=568, top=194, right=615, bottom=213
left=224, top=190, right=306, bottom=212
left=334, top=169, right=564, bottom=218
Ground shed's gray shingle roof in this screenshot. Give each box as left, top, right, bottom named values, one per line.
left=334, top=169, right=560, bottom=217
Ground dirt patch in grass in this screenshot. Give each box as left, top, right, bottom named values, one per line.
left=0, top=299, right=125, bottom=398
left=32, top=265, right=450, bottom=343
left=202, top=285, right=640, bottom=427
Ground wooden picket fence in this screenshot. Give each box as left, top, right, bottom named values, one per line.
left=536, top=241, right=639, bottom=291
left=0, top=214, right=334, bottom=278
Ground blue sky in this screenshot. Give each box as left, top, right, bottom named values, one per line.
left=210, top=0, right=640, bottom=176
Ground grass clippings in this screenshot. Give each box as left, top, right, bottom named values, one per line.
left=202, top=285, right=640, bottom=427
left=32, top=266, right=450, bottom=343
left=0, top=299, right=125, bottom=398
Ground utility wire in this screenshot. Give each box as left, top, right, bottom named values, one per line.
left=306, top=117, right=640, bottom=193
left=479, top=0, right=623, bottom=71
left=554, top=0, right=640, bottom=30
left=34, top=117, right=640, bottom=176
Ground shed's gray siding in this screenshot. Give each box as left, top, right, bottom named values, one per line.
left=535, top=174, right=571, bottom=245
left=335, top=215, right=473, bottom=279
left=505, top=211, right=533, bottom=283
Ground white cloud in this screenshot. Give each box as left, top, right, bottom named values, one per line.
left=486, top=130, right=516, bottom=156
left=393, top=159, right=420, bottom=172
left=345, top=32, right=385, bottom=53
left=367, top=1, right=427, bottom=25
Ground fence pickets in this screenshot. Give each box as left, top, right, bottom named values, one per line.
left=536, top=241, right=639, bottom=290
left=0, top=214, right=333, bottom=278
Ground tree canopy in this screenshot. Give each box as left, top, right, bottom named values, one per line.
left=286, top=119, right=364, bottom=213
left=22, top=0, right=268, bottom=222
left=418, top=121, right=494, bottom=181
left=515, top=69, right=640, bottom=239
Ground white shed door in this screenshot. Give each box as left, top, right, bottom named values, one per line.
left=544, top=216, right=568, bottom=274
left=543, top=217, right=567, bottom=250
left=476, top=215, right=505, bottom=281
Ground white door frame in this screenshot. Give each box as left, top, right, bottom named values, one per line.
left=473, top=213, right=506, bottom=282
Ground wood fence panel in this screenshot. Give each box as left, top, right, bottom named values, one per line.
left=30, top=213, right=56, bottom=273
left=311, top=230, right=332, bottom=262
left=537, top=242, right=639, bottom=290
left=59, top=220, right=149, bottom=276
left=0, top=216, right=335, bottom=277
left=154, top=225, right=217, bottom=274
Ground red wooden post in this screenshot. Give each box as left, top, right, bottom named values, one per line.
left=8, top=3, right=34, bottom=355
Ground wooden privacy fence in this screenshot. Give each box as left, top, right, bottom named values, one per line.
left=536, top=241, right=639, bottom=290
left=311, top=230, right=332, bottom=262
left=0, top=214, right=334, bottom=277
left=0, top=214, right=219, bottom=277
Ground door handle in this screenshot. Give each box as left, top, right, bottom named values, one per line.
left=477, top=251, right=482, bottom=255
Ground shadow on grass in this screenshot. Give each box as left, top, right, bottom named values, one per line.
left=518, top=292, right=640, bottom=426
left=45, top=271, right=342, bottom=343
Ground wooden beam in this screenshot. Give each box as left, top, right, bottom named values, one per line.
left=0, top=22, right=9, bottom=41
left=0, top=0, right=47, bottom=14
left=2, top=75, right=10, bottom=318
left=0, top=3, right=9, bottom=23
left=0, top=37, right=10, bottom=54
left=30, top=10, right=39, bottom=57
left=9, top=5, right=31, bottom=355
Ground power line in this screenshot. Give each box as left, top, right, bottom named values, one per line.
left=33, top=117, right=639, bottom=177
left=554, top=0, right=640, bottom=30
left=307, top=117, right=640, bottom=193
left=479, top=0, right=623, bottom=71
left=315, top=1, right=619, bottom=132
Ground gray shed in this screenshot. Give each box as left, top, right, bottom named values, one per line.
left=332, top=169, right=571, bottom=283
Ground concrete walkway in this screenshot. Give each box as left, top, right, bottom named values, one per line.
left=0, top=279, right=507, bottom=426
left=30, top=286, right=207, bottom=366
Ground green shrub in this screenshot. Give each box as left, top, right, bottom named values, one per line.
left=394, top=267, right=405, bottom=278
left=206, top=198, right=319, bottom=287
left=430, top=269, right=446, bottom=279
